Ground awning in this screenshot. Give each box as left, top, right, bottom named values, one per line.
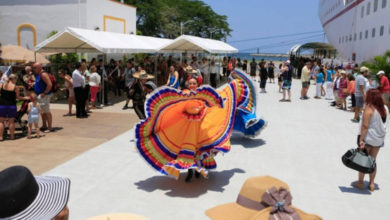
left=35, top=27, right=173, bottom=54
left=289, top=42, right=336, bottom=55
left=1, top=45, right=50, bottom=64
left=158, top=35, right=238, bottom=54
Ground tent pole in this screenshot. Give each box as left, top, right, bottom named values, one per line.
left=34, top=51, right=37, bottom=62
left=102, top=53, right=105, bottom=107
left=154, top=53, right=158, bottom=85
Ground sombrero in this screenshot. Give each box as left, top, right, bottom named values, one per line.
left=133, top=70, right=154, bottom=79
left=185, top=66, right=198, bottom=74
left=87, top=213, right=148, bottom=220
left=205, top=176, right=322, bottom=220
left=0, top=166, right=70, bottom=220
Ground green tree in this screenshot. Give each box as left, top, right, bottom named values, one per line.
left=362, top=51, right=390, bottom=79
left=123, top=0, right=231, bottom=40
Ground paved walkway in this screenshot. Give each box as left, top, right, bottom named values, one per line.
left=44, top=79, right=390, bottom=220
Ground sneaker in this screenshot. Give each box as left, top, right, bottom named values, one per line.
left=304, top=96, right=310, bottom=100
left=351, top=118, right=360, bottom=123
left=300, top=97, right=304, bottom=100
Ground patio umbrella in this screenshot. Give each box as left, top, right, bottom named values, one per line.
left=0, top=45, right=50, bottom=64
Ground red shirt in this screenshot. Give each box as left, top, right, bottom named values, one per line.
left=380, top=76, right=390, bottom=93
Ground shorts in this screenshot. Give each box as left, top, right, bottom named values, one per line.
left=0, top=105, right=17, bottom=118
left=302, top=81, right=309, bottom=88
left=28, top=115, right=39, bottom=124
left=282, top=80, right=291, bottom=90
left=382, top=93, right=390, bottom=105
left=355, top=95, right=364, bottom=108
left=38, top=94, right=52, bottom=113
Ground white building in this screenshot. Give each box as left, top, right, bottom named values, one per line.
left=0, top=0, right=136, bottom=50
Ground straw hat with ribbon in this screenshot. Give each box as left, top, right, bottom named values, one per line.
left=0, top=166, right=70, bottom=220
left=206, top=176, right=322, bottom=220
left=185, top=66, right=198, bottom=74
left=133, top=70, right=154, bottom=80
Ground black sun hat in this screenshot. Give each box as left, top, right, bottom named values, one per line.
left=0, top=166, right=70, bottom=220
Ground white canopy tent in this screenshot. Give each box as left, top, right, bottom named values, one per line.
left=35, top=27, right=173, bottom=54
left=158, top=35, right=238, bottom=54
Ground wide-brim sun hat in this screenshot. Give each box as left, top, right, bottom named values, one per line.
left=0, top=166, right=70, bottom=220
left=185, top=66, right=198, bottom=74
left=360, top=66, right=369, bottom=72
left=87, top=213, right=148, bottom=220
left=133, top=70, right=154, bottom=79
left=377, top=70, right=385, bottom=75
left=205, top=176, right=322, bottom=220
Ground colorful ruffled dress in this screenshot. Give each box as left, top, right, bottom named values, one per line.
left=135, top=69, right=266, bottom=179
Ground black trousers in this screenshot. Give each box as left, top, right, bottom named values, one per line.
left=74, top=87, right=86, bottom=117
left=114, top=80, right=122, bottom=96
left=99, top=80, right=109, bottom=104
left=134, top=102, right=145, bottom=120
left=260, top=78, right=267, bottom=89
left=210, top=73, right=217, bottom=88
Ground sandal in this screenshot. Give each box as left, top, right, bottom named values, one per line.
left=368, top=184, right=375, bottom=192
left=352, top=181, right=364, bottom=190
left=351, top=118, right=360, bottom=123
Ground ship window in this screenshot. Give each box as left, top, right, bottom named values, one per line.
left=360, top=32, right=363, bottom=40
left=382, top=0, right=387, bottom=8
left=380, top=25, right=384, bottom=36
left=374, top=0, right=379, bottom=11
left=349, top=34, right=352, bottom=41
left=365, top=30, right=369, bottom=39
left=361, top=6, right=365, bottom=18
left=367, top=2, right=371, bottom=15
left=354, top=33, right=357, bottom=41
left=372, top=28, right=376, bottom=38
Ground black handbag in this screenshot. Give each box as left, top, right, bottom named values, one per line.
left=342, top=148, right=376, bottom=174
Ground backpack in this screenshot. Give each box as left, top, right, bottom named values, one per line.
left=49, top=74, right=59, bottom=93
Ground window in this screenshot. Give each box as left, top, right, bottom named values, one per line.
left=365, top=30, right=369, bottom=39
left=361, top=6, right=365, bottom=18
left=360, top=31, right=363, bottom=40
left=354, top=33, right=357, bottom=41
left=380, top=25, right=384, bottom=36
left=374, top=0, right=379, bottom=11
left=382, top=0, right=387, bottom=8
left=349, top=34, right=352, bottom=41
left=367, top=2, right=371, bottom=15
left=372, top=28, right=376, bottom=38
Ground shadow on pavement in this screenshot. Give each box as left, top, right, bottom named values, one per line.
left=230, top=135, right=266, bottom=148
left=338, top=182, right=379, bottom=195
left=134, top=168, right=245, bottom=198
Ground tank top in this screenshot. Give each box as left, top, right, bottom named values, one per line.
left=0, top=86, right=16, bottom=105
left=29, top=103, right=40, bottom=119
left=360, top=106, right=389, bottom=146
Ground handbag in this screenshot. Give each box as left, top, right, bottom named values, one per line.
left=342, top=148, right=376, bottom=173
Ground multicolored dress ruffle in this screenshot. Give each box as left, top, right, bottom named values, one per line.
left=134, top=69, right=266, bottom=179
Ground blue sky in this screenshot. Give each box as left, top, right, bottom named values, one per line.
left=203, top=0, right=326, bottom=54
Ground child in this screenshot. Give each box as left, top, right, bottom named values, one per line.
left=27, top=92, right=42, bottom=139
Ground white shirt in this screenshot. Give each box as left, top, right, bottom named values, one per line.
left=89, top=72, right=101, bottom=87
left=72, top=69, right=85, bottom=88
left=210, top=65, right=219, bottom=74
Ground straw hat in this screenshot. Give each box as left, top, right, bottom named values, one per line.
left=0, top=166, right=70, bottom=220
left=360, top=66, right=369, bottom=73
left=185, top=66, right=198, bottom=74
left=133, top=70, right=154, bottom=79
left=87, top=213, right=148, bottom=220
left=205, top=176, right=321, bottom=220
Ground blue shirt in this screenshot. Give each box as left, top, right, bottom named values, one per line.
left=326, top=70, right=334, bottom=82
left=34, top=74, right=52, bottom=95
left=316, top=72, right=324, bottom=83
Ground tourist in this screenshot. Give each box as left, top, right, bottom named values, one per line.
left=27, top=92, right=41, bottom=139
left=97, top=59, right=109, bottom=105
left=32, top=63, right=54, bottom=133
left=89, top=65, right=101, bottom=109
left=377, top=70, right=390, bottom=109
left=311, top=61, right=320, bottom=83
left=250, top=58, right=257, bottom=81
left=352, top=67, right=369, bottom=122
left=132, top=70, right=154, bottom=120
left=123, top=60, right=136, bottom=110
left=337, top=70, right=348, bottom=110
left=267, top=60, right=275, bottom=83
left=58, top=70, right=74, bottom=116
left=22, top=65, right=35, bottom=92
left=0, top=165, right=70, bottom=220
left=280, top=60, right=292, bottom=102
left=111, top=60, right=122, bottom=97
left=166, top=65, right=180, bottom=89
left=72, top=62, right=87, bottom=119
left=81, top=62, right=91, bottom=113
left=222, top=57, right=227, bottom=77
left=331, top=68, right=341, bottom=107
left=277, top=63, right=283, bottom=92
left=314, top=68, right=325, bottom=99
left=227, top=57, right=233, bottom=77
left=353, top=89, right=389, bottom=191
left=321, top=65, right=328, bottom=96
left=259, top=60, right=268, bottom=93
left=0, top=74, right=30, bottom=140
left=347, top=74, right=356, bottom=112
left=209, top=61, right=218, bottom=88
left=236, top=58, right=242, bottom=68
left=200, top=58, right=209, bottom=85
left=325, top=65, right=335, bottom=100
left=65, top=61, right=73, bottom=76
left=300, top=62, right=311, bottom=100
left=242, top=59, right=248, bottom=73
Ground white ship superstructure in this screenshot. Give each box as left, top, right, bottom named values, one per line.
left=319, top=0, right=390, bottom=63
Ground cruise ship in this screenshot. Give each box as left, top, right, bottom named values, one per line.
left=319, top=0, right=390, bottom=63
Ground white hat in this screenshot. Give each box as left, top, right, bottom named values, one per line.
left=360, top=66, right=369, bottom=72
left=377, top=70, right=385, bottom=75
left=286, top=60, right=291, bottom=64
